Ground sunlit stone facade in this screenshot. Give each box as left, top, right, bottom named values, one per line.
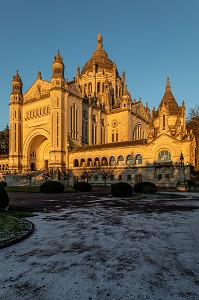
left=1, top=34, right=196, bottom=187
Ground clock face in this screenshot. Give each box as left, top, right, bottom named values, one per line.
left=83, top=110, right=88, bottom=120
left=111, top=119, right=118, bottom=128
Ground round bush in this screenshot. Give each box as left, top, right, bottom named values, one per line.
left=73, top=182, right=92, bottom=192
left=111, top=182, right=133, bottom=197
left=0, top=185, right=9, bottom=209
left=0, top=181, right=7, bottom=187
left=133, top=182, right=157, bottom=194
left=39, top=181, right=64, bottom=193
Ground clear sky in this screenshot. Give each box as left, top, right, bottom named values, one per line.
left=0, top=0, right=199, bottom=130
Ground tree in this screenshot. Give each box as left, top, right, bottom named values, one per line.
left=0, top=125, right=9, bottom=155
left=80, top=168, right=93, bottom=182
left=187, top=105, right=199, bottom=170
left=101, top=165, right=115, bottom=187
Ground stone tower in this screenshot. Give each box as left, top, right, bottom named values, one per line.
left=9, top=70, right=23, bottom=172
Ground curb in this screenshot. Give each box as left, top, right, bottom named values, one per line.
left=0, top=220, right=35, bottom=249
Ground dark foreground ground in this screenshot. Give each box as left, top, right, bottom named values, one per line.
left=8, top=189, right=199, bottom=213
left=1, top=190, right=199, bottom=299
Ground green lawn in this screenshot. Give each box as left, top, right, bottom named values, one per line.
left=0, top=211, right=33, bottom=247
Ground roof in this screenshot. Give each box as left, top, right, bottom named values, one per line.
left=81, top=34, right=116, bottom=75
left=158, top=78, right=179, bottom=115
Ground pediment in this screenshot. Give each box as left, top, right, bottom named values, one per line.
left=148, top=132, right=180, bottom=145
left=24, top=79, right=51, bottom=102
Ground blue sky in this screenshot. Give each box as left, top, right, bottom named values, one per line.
left=0, top=0, right=199, bottom=130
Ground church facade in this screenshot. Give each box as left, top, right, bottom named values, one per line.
left=0, top=34, right=196, bottom=187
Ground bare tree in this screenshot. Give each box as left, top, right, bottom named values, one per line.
left=100, top=165, right=115, bottom=187
left=80, top=168, right=94, bottom=182
left=187, top=105, right=199, bottom=170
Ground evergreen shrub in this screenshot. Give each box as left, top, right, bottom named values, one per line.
left=134, top=182, right=157, bottom=194
left=0, top=185, right=9, bottom=209
left=111, top=182, right=133, bottom=197
left=39, top=181, right=64, bottom=193
left=0, top=181, right=7, bottom=187
left=73, top=182, right=92, bottom=192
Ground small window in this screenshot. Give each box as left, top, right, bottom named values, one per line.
left=118, top=155, right=124, bottom=165
left=118, top=175, right=123, bottom=181
left=112, top=133, right=114, bottom=142
left=157, top=174, right=162, bottom=181
left=135, top=154, right=142, bottom=165
left=110, top=156, right=116, bottom=166
left=127, top=175, right=131, bottom=181
left=94, top=175, right=98, bottom=181
left=165, top=174, right=170, bottom=181
left=126, top=155, right=134, bottom=165
left=74, top=159, right=79, bottom=167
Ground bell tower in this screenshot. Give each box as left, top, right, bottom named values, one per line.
left=50, top=50, right=67, bottom=171
left=9, top=70, right=23, bottom=173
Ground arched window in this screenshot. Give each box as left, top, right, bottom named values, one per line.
left=94, top=157, right=100, bottom=166
left=80, top=158, right=86, bottom=167
left=126, top=155, right=134, bottom=165
left=74, top=159, right=79, bottom=167
left=135, top=154, right=142, bottom=165
left=118, top=155, right=124, bottom=165
left=101, top=157, right=108, bottom=166
left=133, top=124, right=144, bottom=140
left=87, top=158, right=92, bottom=167
left=158, top=150, right=171, bottom=162
left=109, top=156, right=116, bottom=166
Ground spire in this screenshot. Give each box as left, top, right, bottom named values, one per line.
left=166, top=77, right=170, bottom=92
left=158, top=77, right=179, bottom=115
left=37, top=71, right=42, bottom=80
left=53, top=49, right=63, bottom=64
left=97, top=33, right=103, bottom=50
left=12, top=70, right=22, bottom=83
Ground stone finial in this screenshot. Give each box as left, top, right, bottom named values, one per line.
left=37, top=71, right=42, bottom=80
left=97, top=33, right=103, bottom=50
left=166, top=77, right=171, bottom=91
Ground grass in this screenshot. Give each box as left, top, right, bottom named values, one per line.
left=5, top=186, right=75, bottom=193
left=0, top=210, right=33, bottom=246
left=6, top=186, right=40, bottom=192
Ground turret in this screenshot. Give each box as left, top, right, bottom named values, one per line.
left=51, top=50, right=65, bottom=90
left=10, top=70, right=23, bottom=102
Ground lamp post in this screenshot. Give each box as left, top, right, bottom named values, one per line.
left=176, top=152, right=188, bottom=191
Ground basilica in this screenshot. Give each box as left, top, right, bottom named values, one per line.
left=0, top=34, right=196, bottom=187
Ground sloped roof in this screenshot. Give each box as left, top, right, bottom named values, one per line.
left=158, top=78, right=179, bottom=115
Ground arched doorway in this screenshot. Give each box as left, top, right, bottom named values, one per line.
left=28, top=135, right=50, bottom=171
left=30, top=163, right=36, bottom=171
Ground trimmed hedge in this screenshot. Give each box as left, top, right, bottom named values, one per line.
left=0, top=185, right=9, bottom=209
left=0, top=181, right=7, bottom=187
left=111, top=182, right=133, bottom=197
left=73, top=182, right=92, bottom=192
left=39, top=181, right=64, bottom=193
left=134, top=182, right=157, bottom=194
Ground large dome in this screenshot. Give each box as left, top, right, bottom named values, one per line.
left=81, top=34, right=114, bottom=75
